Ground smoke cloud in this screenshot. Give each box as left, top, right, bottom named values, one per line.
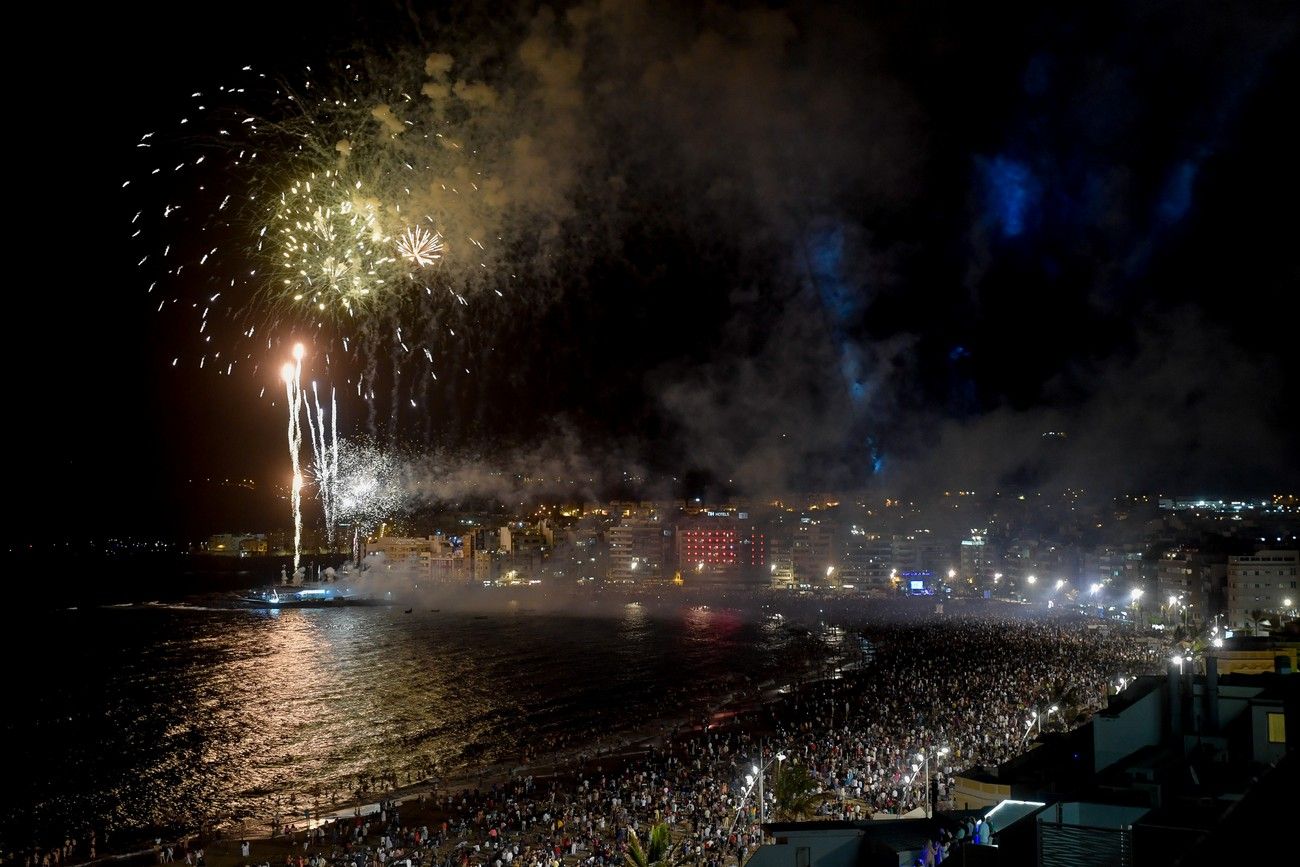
left=125, top=0, right=1300, bottom=509
left=367, top=0, right=1295, bottom=497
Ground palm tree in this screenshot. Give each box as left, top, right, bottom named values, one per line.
left=625, top=822, right=673, bottom=867
left=772, top=763, right=830, bottom=821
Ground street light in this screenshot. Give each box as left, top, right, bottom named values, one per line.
left=1128, top=587, right=1144, bottom=626
left=915, top=747, right=949, bottom=818
left=1027, top=574, right=1037, bottom=585
left=1023, top=705, right=1060, bottom=742
left=732, top=746, right=787, bottom=835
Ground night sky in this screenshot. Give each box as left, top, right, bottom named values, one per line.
left=12, top=0, right=1300, bottom=537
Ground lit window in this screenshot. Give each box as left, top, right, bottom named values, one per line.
left=1268, top=712, right=1286, bottom=744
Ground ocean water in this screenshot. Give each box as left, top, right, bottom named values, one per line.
left=3, top=597, right=802, bottom=849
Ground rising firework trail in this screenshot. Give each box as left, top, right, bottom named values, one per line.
left=306, top=380, right=340, bottom=545
left=281, top=343, right=306, bottom=576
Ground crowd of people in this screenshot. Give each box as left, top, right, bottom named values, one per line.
left=223, top=611, right=1163, bottom=867
left=3, top=608, right=1166, bottom=867
left=761, top=616, right=1161, bottom=817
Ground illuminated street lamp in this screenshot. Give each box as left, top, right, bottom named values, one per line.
left=1055, top=579, right=1066, bottom=591
left=1023, top=705, right=1061, bottom=742
left=731, top=746, right=787, bottom=835
left=1027, top=574, right=1037, bottom=585
left=915, top=747, right=949, bottom=818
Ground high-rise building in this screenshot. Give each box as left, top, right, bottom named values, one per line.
left=892, top=530, right=952, bottom=577
left=1157, top=547, right=1228, bottom=625
left=676, top=516, right=767, bottom=585
left=1228, top=550, right=1298, bottom=628
left=768, top=535, right=794, bottom=588
left=839, top=527, right=894, bottom=590
left=960, top=529, right=999, bottom=589
left=607, top=519, right=671, bottom=582
left=791, top=519, right=836, bottom=585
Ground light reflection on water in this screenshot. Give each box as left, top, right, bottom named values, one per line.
left=3, top=603, right=792, bottom=847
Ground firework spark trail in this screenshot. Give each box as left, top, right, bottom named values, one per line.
left=304, top=382, right=325, bottom=539
left=281, top=343, right=306, bottom=576
left=330, top=387, right=339, bottom=545
left=306, top=380, right=340, bottom=545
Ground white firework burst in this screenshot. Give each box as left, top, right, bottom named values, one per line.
left=397, top=225, right=444, bottom=267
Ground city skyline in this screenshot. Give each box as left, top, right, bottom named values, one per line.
left=11, top=0, right=1299, bottom=540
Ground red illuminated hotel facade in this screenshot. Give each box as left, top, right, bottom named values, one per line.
left=676, top=518, right=767, bottom=583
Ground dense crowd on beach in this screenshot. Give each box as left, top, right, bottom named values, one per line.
left=764, top=617, right=1157, bottom=816
left=4, top=608, right=1165, bottom=867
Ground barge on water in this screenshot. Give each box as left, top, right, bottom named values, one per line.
left=233, top=584, right=380, bottom=608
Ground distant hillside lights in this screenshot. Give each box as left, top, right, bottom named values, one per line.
left=205, top=533, right=268, bottom=557
left=203, top=528, right=342, bottom=557
left=1159, top=495, right=1298, bottom=514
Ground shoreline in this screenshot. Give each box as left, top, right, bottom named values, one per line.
left=6, top=596, right=1057, bottom=864
left=50, top=654, right=831, bottom=867
left=219, top=664, right=814, bottom=845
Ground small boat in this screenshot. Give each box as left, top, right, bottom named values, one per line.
left=404, top=608, right=413, bottom=614
left=233, top=583, right=377, bottom=608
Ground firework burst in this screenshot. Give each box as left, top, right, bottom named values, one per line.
left=270, top=171, right=396, bottom=316
left=334, top=438, right=409, bottom=533
left=396, top=225, right=444, bottom=267
left=127, top=53, right=508, bottom=427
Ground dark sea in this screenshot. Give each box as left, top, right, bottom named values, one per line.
left=3, top=595, right=808, bottom=851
